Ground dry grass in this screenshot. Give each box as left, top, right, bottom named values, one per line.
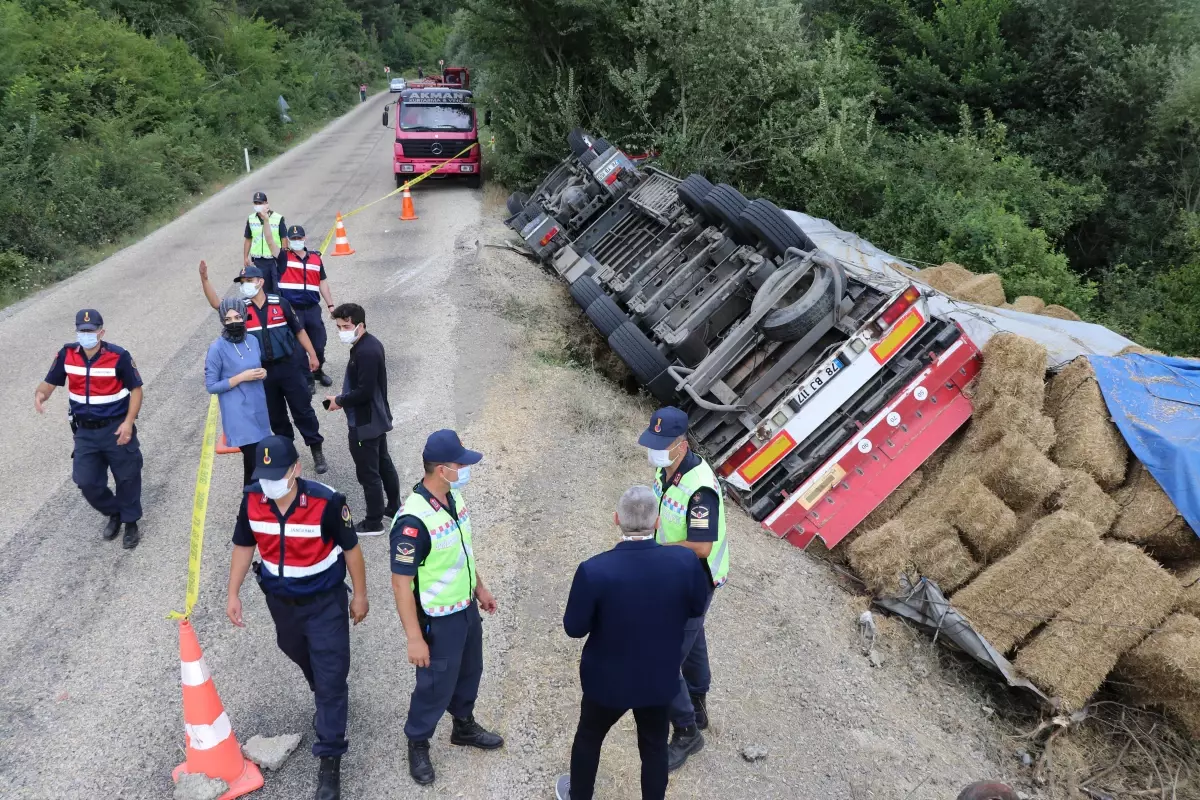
left=1046, top=358, right=1129, bottom=490
left=1177, top=561, right=1200, bottom=617
left=1038, top=304, right=1083, bottom=321
left=858, top=469, right=925, bottom=531
left=1010, top=296, right=1046, bottom=314
left=1112, top=461, right=1183, bottom=541
left=979, top=432, right=1064, bottom=511
left=964, top=394, right=1056, bottom=454
left=1012, top=541, right=1179, bottom=709
left=1051, top=469, right=1119, bottom=536
left=950, top=512, right=1104, bottom=654
left=1117, top=344, right=1164, bottom=356
left=971, top=333, right=1049, bottom=412
left=944, top=477, right=1019, bottom=561
left=918, top=262, right=975, bottom=293
left=847, top=518, right=980, bottom=594
left=955, top=272, right=1007, bottom=306
left=1118, top=613, right=1200, bottom=739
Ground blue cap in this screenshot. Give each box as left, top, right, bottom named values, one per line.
left=422, top=429, right=482, bottom=465
left=75, top=308, right=103, bottom=331
left=286, top=224, right=305, bottom=239
left=235, top=265, right=264, bottom=282
left=638, top=406, right=688, bottom=449
left=253, top=191, right=268, bottom=203
left=253, top=436, right=299, bottom=480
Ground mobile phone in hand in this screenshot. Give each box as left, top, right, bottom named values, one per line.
left=322, top=398, right=331, bottom=410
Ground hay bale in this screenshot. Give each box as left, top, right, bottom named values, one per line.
left=955, top=273, right=1006, bottom=306
left=1118, top=613, right=1200, bottom=738
left=1013, top=541, right=1179, bottom=709
left=944, top=478, right=1019, bottom=561
left=918, top=262, right=975, bottom=294
left=1051, top=469, right=1118, bottom=535
left=1046, top=358, right=1129, bottom=490
left=964, top=395, right=1056, bottom=454
left=913, top=521, right=982, bottom=592
left=1174, top=562, right=1200, bottom=617
left=980, top=433, right=1064, bottom=511
left=1111, top=461, right=1181, bottom=541
left=848, top=520, right=914, bottom=594
left=1010, top=296, right=1046, bottom=314
left=860, top=470, right=925, bottom=531
left=972, top=333, right=1048, bottom=412
left=1117, top=344, right=1163, bottom=356
left=1038, top=304, right=1082, bottom=321
left=848, top=518, right=979, bottom=594
left=1141, top=517, right=1200, bottom=561
left=950, top=512, right=1104, bottom=653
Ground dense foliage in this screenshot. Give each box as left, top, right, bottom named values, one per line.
left=0, top=0, right=454, bottom=299
left=454, top=0, right=1200, bottom=354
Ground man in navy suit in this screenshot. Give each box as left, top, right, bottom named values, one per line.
left=554, top=486, right=711, bottom=800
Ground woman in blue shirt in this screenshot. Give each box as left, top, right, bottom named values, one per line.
left=205, top=298, right=272, bottom=485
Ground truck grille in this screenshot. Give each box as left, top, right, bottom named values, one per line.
left=399, top=139, right=477, bottom=159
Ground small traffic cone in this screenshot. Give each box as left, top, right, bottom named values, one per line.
left=399, top=185, right=418, bottom=221
left=172, top=619, right=263, bottom=799
left=215, top=434, right=239, bottom=455
left=331, top=213, right=355, bottom=256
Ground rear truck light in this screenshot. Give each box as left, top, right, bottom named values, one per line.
left=736, top=430, right=797, bottom=484
left=604, top=169, right=621, bottom=186
left=870, top=307, right=924, bottom=364
left=718, top=440, right=758, bottom=477
left=539, top=227, right=560, bottom=247
left=459, top=165, right=475, bottom=172
left=878, top=285, right=922, bottom=329
left=401, top=164, right=415, bottom=172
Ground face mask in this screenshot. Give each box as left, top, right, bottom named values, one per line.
left=240, top=281, right=259, bottom=299
left=446, top=465, right=471, bottom=490
left=260, top=474, right=293, bottom=500
left=224, top=321, right=246, bottom=341
left=254, top=204, right=267, bottom=214
left=289, top=240, right=305, bottom=252
left=647, top=447, right=674, bottom=468
left=77, top=331, right=99, bottom=349
left=338, top=325, right=359, bottom=344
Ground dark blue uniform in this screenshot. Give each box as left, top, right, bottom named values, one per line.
left=44, top=342, right=144, bottom=522
left=233, top=478, right=357, bottom=757
left=245, top=216, right=288, bottom=294
left=247, top=294, right=323, bottom=447
left=390, top=483, right=485, bottom=742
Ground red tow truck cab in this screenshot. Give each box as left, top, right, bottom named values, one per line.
left=385, top=85, right=481, bottom=189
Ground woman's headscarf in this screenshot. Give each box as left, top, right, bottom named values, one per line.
left=219, top=297, right=248, bottom=342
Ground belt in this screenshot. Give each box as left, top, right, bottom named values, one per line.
left=74, top=417, right=119, bottom=430
left=269, top=587, right=341, bottom=606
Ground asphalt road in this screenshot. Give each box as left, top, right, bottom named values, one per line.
left=0, top=92, right=505, bottom=799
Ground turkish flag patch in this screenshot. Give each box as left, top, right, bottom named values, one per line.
left=401, top=526, right=418, bottom=538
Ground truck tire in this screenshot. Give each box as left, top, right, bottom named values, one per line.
left=955, top=783, right=1019, bottom=800
left=466, top=173, right=481, bottom=189
left=568, top=128, right=596, bottom=158
left=740, top=198, right=814, bottom=258
left=608, top=321, right=676, bottom=401
left=579, top=148, right=598, bottom=168
left=507, top=192, right=529, bottom=216
left=701, top=184, right=754, bottom=246
left=751, top=261, right=838, bottom=342
left=677, top=174, right=715, bottom=215
left=593, top=137, right=612, bottom=154
left=569, top=276, right=604, bottom=309
left=585, top=295, right=627, bottom=338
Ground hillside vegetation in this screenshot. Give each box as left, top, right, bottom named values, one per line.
left=453, top=0, right=1200, bottom=355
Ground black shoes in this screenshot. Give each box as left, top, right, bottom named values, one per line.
left=355, top=519, right=385, bottom=536
left=122, top=522, right=140, bottom=550
left=103, top=515, right=121, bottom=541
left=408, top=739, right=435, bottom=785
left=450, top=715, right=505, bottom=750
left=311, top=445, right=328, bottom=474
left=314, top=369, right=334, bottom=388
left=691, top=692, right=709, bottom=730
left=667, top=724, right=704, bottom=772
left=315, top=755, right=340, bottom=800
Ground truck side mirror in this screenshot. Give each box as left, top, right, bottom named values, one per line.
left=484, top=109, right=493, bottom=127
left=381, top=109, right=389, bottom=127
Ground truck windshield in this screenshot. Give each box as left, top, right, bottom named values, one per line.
left=399, top=104, right=474, bottom=132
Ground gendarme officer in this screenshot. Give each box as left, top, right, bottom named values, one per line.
left=389, top=429, right=504, bottom=786
left=244, top=191, right=287, bottom=294
left=277, top=224, right=336, bottom=392
left=34, top=309, right=144, bottom=548
left=638, top=406, right=729, bottom=772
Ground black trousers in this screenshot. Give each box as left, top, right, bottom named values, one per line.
left=238, top=444, right=260, bottom=487
left=348, top=430, right=400, bottom=523
left=263, top=359, right=323, bottom=446
left=570, top=696, right=669, bottom=800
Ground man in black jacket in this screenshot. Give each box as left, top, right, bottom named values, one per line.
left=325, top=303, right=400, bottom=534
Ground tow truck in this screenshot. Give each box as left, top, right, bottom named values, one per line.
left=382, top=86, right=482, bottom=188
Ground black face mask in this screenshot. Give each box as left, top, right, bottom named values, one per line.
left=224, top=322, right=247, bottom=342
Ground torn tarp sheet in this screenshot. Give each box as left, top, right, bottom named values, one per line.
left=875, top=577, right=1049, bottom=702
left=1089, top=354, right=1200, bottom=538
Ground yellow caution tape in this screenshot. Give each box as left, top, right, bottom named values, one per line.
left=317, top=141, right=479, bottom=252
left=168, top=395, right=219, bottom=620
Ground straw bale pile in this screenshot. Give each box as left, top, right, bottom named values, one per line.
left=1117, top=344, right=1164, bottom=356
left=918, top=262, right=975, bottom=294
left=859, top=470, right=924, bottom=531
left=979, top=433, right=1064, bottom=511
left=950, top=512, right=1104, bottom=653
left=1010, top=296, right=1046, bottom=314
left=971, top=333, right=1048, bottom=412
left=1012, top=541, right=1179, bottom=709
left=1176, top=562, right=1200, bottom=617
left=1110, top=461, right=1200, bottom=559
left=847, top=518, right=979, bottom=594
left=1050, top=469, right=1118, bottom=535
left=1038, top=304, right=1083, bottom=321
left=964, top=395, right=1056, bottom=454
left=1117, top=613, right=1200, bottom=738
left=944, top=478, right=1018, bottom=561
left=1045, top=357, right=1129, bottom=490
left=955, top=273, right=1006, bottom=306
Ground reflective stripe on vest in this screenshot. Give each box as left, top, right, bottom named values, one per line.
left=400, top=489, right=476, bottom=616
left=247, top=492, right=340, bottom=579
left=64, top=346, right=130, bottom=413
left=244, top=296, right=294, bottom=362
left=247, top=212, right=283, bottom=258
left=278, top=250, right=323, bottom=307
left=654, top=458, right=730, bottom=587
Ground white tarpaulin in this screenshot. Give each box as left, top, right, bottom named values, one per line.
left=786, top=210, right=1135, bottom=370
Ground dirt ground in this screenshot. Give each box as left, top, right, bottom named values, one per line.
left=439, top=198, right=1023, bottom=799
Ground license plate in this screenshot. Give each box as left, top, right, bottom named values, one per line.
left=793, top=358, right=843, bottom=406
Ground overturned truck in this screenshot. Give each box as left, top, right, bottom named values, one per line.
left=506, top=130, right=982, bottom=549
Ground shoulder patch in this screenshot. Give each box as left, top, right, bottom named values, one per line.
left=394, top=540, right=416, bottom=563
left=690, top=505, right=710, bottom=519
left=401, top=526, right=418, bottom=538
left=341, top=505, right=352, bottom=522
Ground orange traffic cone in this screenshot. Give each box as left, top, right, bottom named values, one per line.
left=399, top=185, right=418, bottom=221
left=215, top=434, right=239, bottom=455
left=331, top=213, right=355, bottom=256
left=172, top=619, right=264, bottom=799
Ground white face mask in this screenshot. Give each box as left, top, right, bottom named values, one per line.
left=260, top=473, right=293, bottom=500
left=289, top=240, right=305, bottom=252
left=254, top=204, right=268, bottom=214
left=76, top=331, right=99, bottom=349
left=445, top=465, right=471, bottom=489
left=647, top=447, right=675, bottom=468
left=338, top=325, right=359, bottom=344
left=240, top=281, right=260, bottom=298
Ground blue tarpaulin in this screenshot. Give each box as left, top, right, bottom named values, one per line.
left=1089, top=354, right=1200, bottom=539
